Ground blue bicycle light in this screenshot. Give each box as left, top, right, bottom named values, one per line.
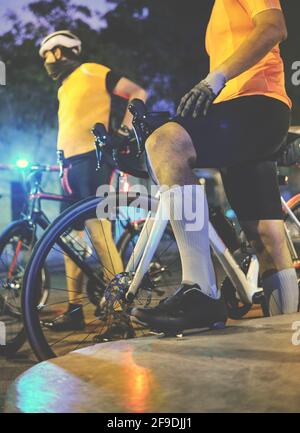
left=225, top=209, right=236, bottom=220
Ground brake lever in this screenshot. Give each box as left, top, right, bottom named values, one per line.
left=57, top=150, right=65, bottom=179
left=129, top=100, right=171, bottom=157
left=92, top=123, right=111, bottom=170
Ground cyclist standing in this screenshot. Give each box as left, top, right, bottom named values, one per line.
left=39, top=30, right=147, bottom=331
left=132, top=0, right=299, bottom=332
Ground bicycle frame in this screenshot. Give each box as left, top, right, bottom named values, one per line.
left=0, top=164, right=76, bottom=281
left=282, top=196, right=300, bottom=263
left=121, top=100, right=300, bottom=306
left=125, top=191, right=261, bottom=305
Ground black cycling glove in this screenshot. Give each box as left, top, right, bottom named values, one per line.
left=177, top=71, right=227, bottom=118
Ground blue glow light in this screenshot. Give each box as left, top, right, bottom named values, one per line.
left=225, top=209, right=236, bottom=219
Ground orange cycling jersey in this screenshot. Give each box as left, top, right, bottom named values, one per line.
left=205, top=0, right=291, bottom=108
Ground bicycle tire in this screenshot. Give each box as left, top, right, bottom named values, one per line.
left=0, top=221, right=35, bottom=355
left=22, top=194, right=160, bottom=361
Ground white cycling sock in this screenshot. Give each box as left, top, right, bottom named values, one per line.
left=161, top=184, right=218, bottom=299
left=262, top=268, right=299, bottom=315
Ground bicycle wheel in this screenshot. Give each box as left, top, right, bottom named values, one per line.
left=0, top=220, right=48, bottom=355
left=0, top=219, right=51, bottom=356
left=22, top=193, right=178, bottom=361
left=284, top=196, right=300, bottom=279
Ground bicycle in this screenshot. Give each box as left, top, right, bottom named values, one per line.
left=0, top=163, right=72, bottom=355
left=21, top=99, right=300, bottom=361
left=0, top=161, right=155, bottom=356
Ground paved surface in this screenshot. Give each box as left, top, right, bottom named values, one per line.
left=0, top=343, right=35, bottom=413
left=5, top=312, right=300, bottom=413
left=0, top=304, right=262, bottom=413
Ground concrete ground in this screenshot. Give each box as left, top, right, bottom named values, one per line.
left=0, top=343, right=35, bottom=413
left=4, top=308, right=300, bottom=413
left=0, top=308, right=256, bottom=413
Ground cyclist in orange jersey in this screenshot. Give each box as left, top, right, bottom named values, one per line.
left=132, top=1, right=299, bottom=333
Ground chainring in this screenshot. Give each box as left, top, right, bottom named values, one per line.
left=102, top=272, right=152, bottom=314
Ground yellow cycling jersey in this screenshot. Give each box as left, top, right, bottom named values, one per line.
left=57, top=63, right=112, bottom=158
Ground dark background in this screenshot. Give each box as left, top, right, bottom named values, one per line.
left=0, top=0, right=300, bottom=164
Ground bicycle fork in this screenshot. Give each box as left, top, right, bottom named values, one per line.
left=282, top=197, right=300, bottom=263
left=126, top=192, right=167, bottom=302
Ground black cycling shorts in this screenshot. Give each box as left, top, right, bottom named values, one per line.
left=172, top=96, right=291, bottom=220
left=61, top=150, right=113, bottom=230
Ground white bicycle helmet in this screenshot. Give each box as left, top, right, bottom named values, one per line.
left=39, top=30, right=82, bottom=58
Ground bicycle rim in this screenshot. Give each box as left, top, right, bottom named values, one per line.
left=0, top=221, right=34, bottom=355
left=22, top=194, right=160, bottom=360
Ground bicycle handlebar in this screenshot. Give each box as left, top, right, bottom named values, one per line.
left=129, top=99, right=171, bottom=154
left=0, top=163, right=60, bottom=173
left=29, top=164, right=60, bottom=173
left=92, top=100, right=171, bottom=179
left=92, top=99, right=170, bottom=167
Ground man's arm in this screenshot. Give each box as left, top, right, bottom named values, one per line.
left=178, top=8, right=287, bottom=118
left=112, top=77, right=148, bottom=129
left=217, top=9, right=287, bottom=81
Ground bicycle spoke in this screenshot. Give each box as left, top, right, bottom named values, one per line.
left=49, top=315, right=107, bottom=349
left=72, top=319, right=109, bottom=351
left=84, top=224, right=116, bottom=279
left=43, top=286, right=89, bottom=294
left=51, top=235, right=115, bottom=282
left=38, top=296, right=89, bottom=309
left=66, top=231, right=99, bottom=263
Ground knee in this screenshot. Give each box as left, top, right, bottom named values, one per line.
left=145, top=122, right=194, bottom=163
left=146, top=124, right=175, bottom=160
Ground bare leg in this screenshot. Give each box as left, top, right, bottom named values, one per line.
left=146, top=122, right=198, bottom=186
left=241, top=220, right=293, bottom=275
left=85, top=219, right=124, bottom=281
left=64, top=230, right=85, bottom=305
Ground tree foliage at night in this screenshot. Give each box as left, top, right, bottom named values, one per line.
left=0, top=0, right=299, bottom=163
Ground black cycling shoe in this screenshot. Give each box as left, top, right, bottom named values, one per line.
left=42, top=303, right=85, bottom=332
left=130, top=284, right=227, bottom=334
